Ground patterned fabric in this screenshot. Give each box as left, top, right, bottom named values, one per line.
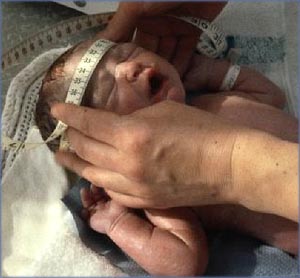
left=2, top=47, right=69, bottom=172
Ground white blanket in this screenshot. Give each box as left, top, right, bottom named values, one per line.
left=2, top=48, right=125, bottom=276
left=2, top=2, right=297, bottom=276
left=2, top=129, right=126, bottom=276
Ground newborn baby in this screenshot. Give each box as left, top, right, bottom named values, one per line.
left=36, top=39, right=296, bottom=276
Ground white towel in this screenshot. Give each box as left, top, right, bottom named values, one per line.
left=2, top=48, right=125, bottom=276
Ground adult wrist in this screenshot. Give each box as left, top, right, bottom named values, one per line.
left=191, top=118, right=241, bottom=206
left=232, top=129, right=298, bottom=221
left=232, top=130, right=273, bottom=210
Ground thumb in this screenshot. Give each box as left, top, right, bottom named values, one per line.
left=95, top=3, right=143, bottom=41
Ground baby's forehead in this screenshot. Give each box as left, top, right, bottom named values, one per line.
left=98, top=42, right=138, bottom=74
left=106, top=42, right=138, bottom=63
left=92, top=42, right=136, bottom=78
left=72, top=41, right=136, bottom=67
left=83, top=42, right=140, bottom=107
left=62, top=41, right=138, bottom=84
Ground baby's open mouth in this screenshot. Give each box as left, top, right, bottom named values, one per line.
left=149, top=72, right=166, bottom=101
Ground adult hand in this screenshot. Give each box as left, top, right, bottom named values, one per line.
left=51, top=100, right=298, bottom=222
left=52, top=100, right=239, bottom=208
left=98, top=2, right=227, bottom=76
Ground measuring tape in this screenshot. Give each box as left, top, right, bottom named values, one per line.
left=174, top=16, right=227, bottom=58
left=2, top=14, right=227, bottom=152
left=2, top=13, right=114, bottom=72
left=2, top=39, right=116, bottom=151
left=2, top=13, right=227, bottom=72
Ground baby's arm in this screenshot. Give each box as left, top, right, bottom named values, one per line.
left=81, top=185, right=208, bottom=276
left=184, top=54, right=285, bottom=108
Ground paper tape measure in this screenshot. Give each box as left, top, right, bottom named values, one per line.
left=2, top=15, right=227, bottom=152
left=2, top=13, right=227, bottom=72
left=2, top=39, right=116, bottom=151
left=2, top=12, right=114, bottom=72
left=174, top=16, right=227, bottom=58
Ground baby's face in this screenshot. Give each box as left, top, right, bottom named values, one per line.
left=36, top=41, right=185, bottom=150
left=83, top=42, right=185, bottom=114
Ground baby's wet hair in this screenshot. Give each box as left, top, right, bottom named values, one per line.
left=35, top=44, right=91, bottom=151
left=35, top=41, right=137, bottom=151
left=36, top=47, right=73, bottom=151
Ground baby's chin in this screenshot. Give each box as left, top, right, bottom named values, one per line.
left=166, top=87, right=185, bottom=103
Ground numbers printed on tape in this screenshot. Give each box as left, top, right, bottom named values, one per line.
left=2, top=13, right=114, bottom=71
left=2, top=13, right=226, bottom=71
left=174, top=16, right=227, bottom=58
left=46, top=39, right=115, bottom=147
left=3, top=39, right=116, bottom=151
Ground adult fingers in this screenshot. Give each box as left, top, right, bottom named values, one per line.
left=171, top=2, right=227, bottom=21
left=80, top=188, right=94, bottom=208
left=55, top=151, right=138, bottom=195
left=138, top=16, right=200, bottom=37
left=157, top=36, right=177, bottom=61
left=172, top=35, right=199, bottom=77
left=95, top=3, right=142, bottom=41
left=51, top=103, right=120, bottom=145
left=66, top=128, right=120, bottom=171
left=105, top=189, right=153, bottom=209
left=96, top=3, right=183, bottom=41
left=134, top=29, right=160, bottom=53
left=90, top=184, right=108, bottom=201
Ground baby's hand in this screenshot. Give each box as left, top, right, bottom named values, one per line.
left=80, top=183, right=208, bottom=276
left=81, top=184, right=129, bottom=234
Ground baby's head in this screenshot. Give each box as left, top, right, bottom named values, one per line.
left=35, top=39, right=185, bottom=150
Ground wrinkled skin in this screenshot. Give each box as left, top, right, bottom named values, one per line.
left=36, top=40, right=298, bottom=276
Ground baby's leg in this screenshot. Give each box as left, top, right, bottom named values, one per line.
left=191, top=95, right=298, bottom=254
left=81, top=185, right=208, bottom=276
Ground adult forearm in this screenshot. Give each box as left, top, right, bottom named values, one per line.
left=233, top=130, right=298, bottom=222
left=53, top=101, right=297, bottom=214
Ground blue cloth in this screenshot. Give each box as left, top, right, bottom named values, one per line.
left=63, top=178, right=298, bottom=276
left=205, top=231, right=298, bottom=276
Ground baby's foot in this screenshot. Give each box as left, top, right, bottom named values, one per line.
left=80, top=184, right=129, bottom=234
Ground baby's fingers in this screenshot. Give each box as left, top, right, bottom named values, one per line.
left=80, top=187, right=94, bottom=208
left=91, top=184, right=110, bottom=201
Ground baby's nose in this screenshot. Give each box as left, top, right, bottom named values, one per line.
left=116, top=62, right=149, bottom=83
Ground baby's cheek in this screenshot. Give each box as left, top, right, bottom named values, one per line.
left=115, top=88, right=150, bottom=115
left=167, top=87, right=185, bottom=104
